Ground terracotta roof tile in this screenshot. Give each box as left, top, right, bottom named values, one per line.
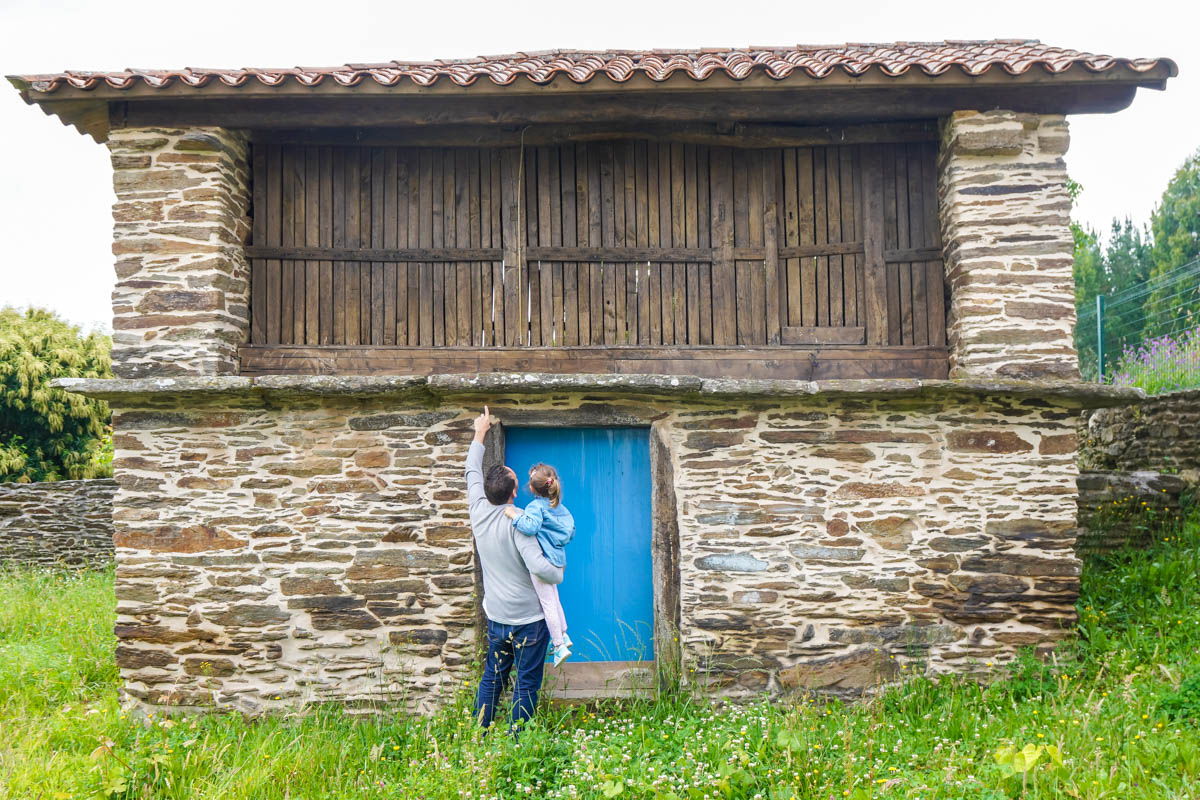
left=11, top=40, right=1174, bottom=94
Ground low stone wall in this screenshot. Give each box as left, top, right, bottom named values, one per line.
left=54, top=375, right=1117, bottom=714
left=1076, top=389, right=1200, bottom=552
left=1079, top=389, right=1200, bottom=479
left=1075, top=471, right=1190, bottom=554
left=0, top=479, right=116, bottom=566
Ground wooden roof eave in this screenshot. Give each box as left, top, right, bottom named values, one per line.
left=9, top=62, right=1175, bottom=143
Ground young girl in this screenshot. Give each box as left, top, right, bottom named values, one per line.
left=503, top=463, right=575, bottom=665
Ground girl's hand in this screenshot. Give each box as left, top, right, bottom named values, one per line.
left=503, top=506, right=521, bottom=520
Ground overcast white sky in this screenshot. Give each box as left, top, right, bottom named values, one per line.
left=2, top=0, right=1196, bottom=331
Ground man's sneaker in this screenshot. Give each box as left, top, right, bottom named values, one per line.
left=562, top=633, right=573, bottom=649
left=552, top=643, right=571, bottom=666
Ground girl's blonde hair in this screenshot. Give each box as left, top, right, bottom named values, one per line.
left=528, top=463, right=561, bottom=508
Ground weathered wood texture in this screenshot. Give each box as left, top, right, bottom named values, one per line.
left=247, top=139, right=945, bottom=365
left=239, top=345, right=949, bottom=379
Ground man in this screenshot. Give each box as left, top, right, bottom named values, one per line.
left=466, top=406, right=564, bottom=730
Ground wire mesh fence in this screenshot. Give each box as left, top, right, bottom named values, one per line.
left=1076, top=257, right=1200, bottom=394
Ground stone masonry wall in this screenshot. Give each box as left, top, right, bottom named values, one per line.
left=107, top=389, right=1080, bottom=712
left=1075, top=389, right=1200, bottom=552
left=938, top=111, right=1078, bottom=381
left=0, top=479, right=115, bottom=566
left=108, top=127, right=250, bottom=378
left=1079, top=389, right=1200, bottom=480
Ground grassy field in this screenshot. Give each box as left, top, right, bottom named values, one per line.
left=2, top=512, right=1199, bottom=800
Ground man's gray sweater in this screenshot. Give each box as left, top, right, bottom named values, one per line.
left=465, top=441, right=564, bottom=625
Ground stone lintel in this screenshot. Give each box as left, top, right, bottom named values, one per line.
left=53, top=374, right=1143, bottom=408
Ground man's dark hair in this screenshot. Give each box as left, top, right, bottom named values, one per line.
left=484, top=465, right=516, bottom=505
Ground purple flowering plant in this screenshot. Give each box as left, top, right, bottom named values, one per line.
left=1109, top=325, right=1200, bottom=395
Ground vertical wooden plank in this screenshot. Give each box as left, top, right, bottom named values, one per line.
left=750, top=150, right=766, bottom=345
left=382, top=148, right=398, bottom=346
left=894, top=145, right=912, bottom=345
left=500, top=147, right=521, bottom=346
left=537, top=146, right=554, bottom=346
left=732, top=150, right=750, bottom=344
left=398, top=148, right=412, bottom=347
left=549, top=145, right=564, bottom=347
left=359, top=147, right=373, bottom=344
left=455, top=148, right=472, bottom=347
left=365, top=147, right=383, bottom=345
left=438, top=149, right=453, bottom=346
left=519, top=146, right=536, bottom=346
left=406, top=149, right=421, bottom=345
left=279, top=146, right=296, bottom=345
left=684, top=144, right=700, bottom=345
left=666, top=143, right=684, bottom=345
left=923, top=142, right=946, bottom=347
left=265, top=144, right=282, bottom=345
left=624, top=142, right=638, bottom=344
left=853, top=147, right=867, bottom=331
left=782, top=148, right=800, bottom=327
left=342, top=147, right=360, bottom=345
left=907, top=142, right=928, bottom=347
left=633, top=140, right=649, bottom=344
left=587, top=143, right=604, bottom=346
left=304, top=147, right=320, bottom=344
left=882, top=144, right=900, bottom=346
left=468, top=149, right=482, bottom=347
left=331, top=147, right=345, bottom=345
left=612, top=142, right=629, bottom=343
left=840, top=146, right=858, bottom=328
left=429, top=149, right=445, bottom=346
left=798, top=147, right=816, bottom=328
left=763, top=149, right=782, bottom=345
left=250, top=144, right=267, bottom=345
left=657, top=143, right=676, bottom=345
left=652, top=142, right=668, bottom=346
left=861, top=145, right=888, bottom=346
left=319, top=146, right=334, bottom=345
left=560, top=144, right=578, bottom=346
left=470, top=149, right=484, bottom=345
left=417, top=148, right=434, bottom=346
left=600, top=143, right=617, bottom=344
left=710, top=146, right=736, bottom=345
left=826, top=147, right=843, bottom=329
left=572, top=143, right=589, bottom=346
left=489, top=149, right=504, bottom=346
left=812, top=147, right=828, bottom=329
left=686, top=144, right=704, bottom=345
left=696, top=145, right=712, bottom=345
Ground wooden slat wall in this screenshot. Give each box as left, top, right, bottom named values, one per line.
left=880, top=141, right=944, bottom=347
left=248, top=140, right=945, bottom=350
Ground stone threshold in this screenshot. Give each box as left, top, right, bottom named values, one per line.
left=53, top=374, right=1143, bottom=408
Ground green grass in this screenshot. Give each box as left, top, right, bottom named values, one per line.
left=2, top=512, right=1200, bottom=800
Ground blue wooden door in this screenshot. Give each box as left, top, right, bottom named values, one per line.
left=505, top=427, right=654, bottom=662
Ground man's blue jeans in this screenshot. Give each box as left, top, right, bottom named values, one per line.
left=473, top=617, right=549, bottom=730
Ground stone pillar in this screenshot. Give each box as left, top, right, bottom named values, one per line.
left=108, top=127, right=250, bottom=378
left=938, top=111, right=1078, bottom=380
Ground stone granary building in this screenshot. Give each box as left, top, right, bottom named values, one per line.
left=10, top=41, right=1172, bottom=713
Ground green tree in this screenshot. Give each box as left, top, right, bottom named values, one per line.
left=1100, top=217, right=1153, bottom=355
left=0, top=308, right=112, bottom=482
left=1144, top=148, right=1200, bottom=339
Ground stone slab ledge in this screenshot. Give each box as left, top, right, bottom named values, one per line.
left=53, top=374, right=1143, bottom=408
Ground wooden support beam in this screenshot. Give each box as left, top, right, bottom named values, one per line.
left=252, top=121, right=940, bottom=149
left=111, top=83, right=1143, bottom=132
left=239, top=343, right=949, bottom=380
